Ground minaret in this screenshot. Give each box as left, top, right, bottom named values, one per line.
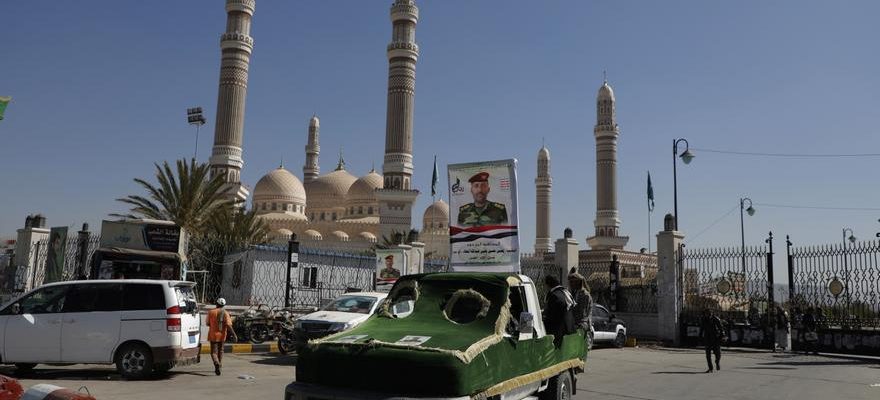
left=535, top=144, right=552, bottom=253
left=586, top=79, right=629, bottom=250
left=377, top=0, right=420, bottom=241
left=209, top=0, right=256, bottom=203
left=303, top=115, right=320, bottom=183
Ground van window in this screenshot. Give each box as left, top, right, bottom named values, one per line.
left=8, top=285, right=69, bottom=314
left=175, top=285, right=198, bottom=314
left=63, top=284, right=122, bottom=312
left=122, top=283, right=166, bottom=311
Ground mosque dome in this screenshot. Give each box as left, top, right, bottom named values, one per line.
left=305, top=168, right=357, bottom=210
left=253, top=167, right=307, bottom=216
left=347, top=170, right=383, bottom=201
left=538, top=146, right=550, bottom=160
left=331, top=230, right=350, bottom=241
left=358, top=232, right=377, bottom=243
left=598, top=81, right=615, bottom=101
left=303, top=229, right=322, bottom=240
left=423, top=199, right=450, bottom=230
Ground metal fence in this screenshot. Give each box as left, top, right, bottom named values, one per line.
left=788, top=238, right=880, bottom=330
left=577, top=251, right=658, bottom=313
left=6, top=235, right=101, bottom=297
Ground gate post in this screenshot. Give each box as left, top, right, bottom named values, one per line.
left=554, top=227, right=579, bottom=282
left=657, top=214, right=685, bottom=345
left=75, top=223, right=90, bottom=280
left=285, top=234, right=299, bottom=309
left=786, top=235, right=794, bottom=304
left=765, top=232, right=775, bottom=308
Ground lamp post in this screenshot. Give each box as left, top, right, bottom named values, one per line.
left=187, top=107, right=206, bottom=161
left=739, top=198, right=755, bottom=300
left=841, top=228, right=855, bottom=311
left=672, top=138, right=695, bottom=231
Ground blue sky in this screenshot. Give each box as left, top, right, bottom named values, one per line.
left=3, top=0, right=880, bottom=278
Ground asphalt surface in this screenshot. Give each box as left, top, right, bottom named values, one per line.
left=3, top=347, right=878, bottom=399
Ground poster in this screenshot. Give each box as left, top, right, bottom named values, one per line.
left=448, top=159, right=519, bottom=272
left=376, top=249, right=407, bottom=291
left=45, top=227, right=68, bottom=284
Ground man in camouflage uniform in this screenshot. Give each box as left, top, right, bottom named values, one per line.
left=457, top=172, right=509, bottom=227
left=379, top=255, right=400, bottom=279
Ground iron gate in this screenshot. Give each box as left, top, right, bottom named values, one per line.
left=679, top=233, right=775, bottom=348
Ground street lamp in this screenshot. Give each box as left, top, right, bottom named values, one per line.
left=739, top=198, right=755, bottom=297
left=672, top=139, right=694, bottom=231
left=842, top=228, right=855, bottom=309
left=187, top=107, right=207, bottom=161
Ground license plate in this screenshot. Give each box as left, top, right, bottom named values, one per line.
left=189, top=335, right=197, bottom=344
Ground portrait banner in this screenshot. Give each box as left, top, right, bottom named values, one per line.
left=448, top=159, right=519, bottom=272
left=45, top=226, right=69, bottom=284
left=376, top=249, right=407, bottom=292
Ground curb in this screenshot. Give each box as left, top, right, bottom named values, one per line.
left=200, top=343, right=279, bottom=355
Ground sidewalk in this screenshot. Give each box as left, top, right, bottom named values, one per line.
left=199, top=342, right=279, bottom=355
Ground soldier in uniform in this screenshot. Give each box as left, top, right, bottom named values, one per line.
left=379, top=255, right=401, bottom=279
left=457, top=172, right=509, bottom=227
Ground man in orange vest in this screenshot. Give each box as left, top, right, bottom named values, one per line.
left=207, top=298, right=238, bottom=375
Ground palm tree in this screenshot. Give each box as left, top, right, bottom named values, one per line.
left=207, top=208, right=270, bottom=251
left=112, top=159, right=233, bottom=235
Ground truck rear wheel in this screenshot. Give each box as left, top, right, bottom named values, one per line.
left=540, top=371, right=572, bottom=400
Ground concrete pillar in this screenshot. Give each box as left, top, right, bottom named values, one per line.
left=554, top=228, right=579, bottom=281
left=15, top=215, right=50, bottom=291
left=656, top=213, right=685, bottom=345
left=408, top=242, right=425, bottom=275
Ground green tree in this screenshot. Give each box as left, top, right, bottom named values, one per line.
left=208, top=208, right=270, bottom=251
left=112, top=159, right=233, bottom=235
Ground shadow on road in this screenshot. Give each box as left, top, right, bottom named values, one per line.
left=0, top=366, right=210, bottom=381
left=759, top=359, right=875, bottom=367
left=652, top=371, right=705, bottom=375
left=251, top=354, right=297, bottom=366
left=740, top=366, right=797, bottom=370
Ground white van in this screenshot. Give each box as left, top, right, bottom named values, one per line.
left=0, top=279, right=201, bottom=379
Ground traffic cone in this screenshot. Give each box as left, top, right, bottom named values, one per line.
left=21, top=384, right=95, bottom=400
left=0, top=374, right=24, bottom=400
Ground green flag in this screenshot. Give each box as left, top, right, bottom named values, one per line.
left=0, top=96, right=10, bottom=120
left=431, top=155, right=438, bottom=197
left=647, top=171, right=655, bottom=212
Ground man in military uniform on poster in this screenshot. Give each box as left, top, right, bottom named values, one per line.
left=379, top=254, right=401, bottom=279
left=457, top=172, right=509, bottom=227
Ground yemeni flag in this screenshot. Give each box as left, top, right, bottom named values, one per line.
left=431, top=155, right=439, bottom=197
left=647, top=171, right=655, bottom=212
left=0, top=96, right=10, bottom=120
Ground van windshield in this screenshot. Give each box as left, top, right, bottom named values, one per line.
left=175, top=285, right=198, bottom=314
left=322, top=296, right=377, bottom=314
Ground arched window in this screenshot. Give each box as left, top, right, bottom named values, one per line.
left=272, top=203, right=277, bottom=211
left=321, top=212, right=325, bottom=221
left=368, top=206, right=373, bottom=215
left=332, top=212, right=337, bottom=220
left=358, top=206, right=363, bottom=214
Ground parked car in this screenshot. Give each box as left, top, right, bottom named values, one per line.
left=0, top=280, right=201, bottom=379
left=590, top=304, right=627, bottom=348
left=293, top=292, right=406, bottom=347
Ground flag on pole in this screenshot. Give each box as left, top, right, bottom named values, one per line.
left=647, top=171, right=655, bottom=212
left=0, top=96, right=11, bottom=120
left=431, top=155, right=439, bottom=197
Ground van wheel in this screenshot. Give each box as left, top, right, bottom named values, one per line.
left=539, top=371, right=572, bottom=400
left=614, top=331, right=626, bottom=348
left=116, top=343, right=154, bottom=380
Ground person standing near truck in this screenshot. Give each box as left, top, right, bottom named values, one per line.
left=207, top=298, right=238, bottom=376
left=544, top=275, right=575, bottom=347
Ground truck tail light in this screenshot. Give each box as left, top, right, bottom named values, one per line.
left=167, top=306, right=182, bottom=332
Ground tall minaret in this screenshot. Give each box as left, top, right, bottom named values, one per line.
left=209, top=0, right=256, bottom=202
left=377, top=0, right=420, bottom=241
left=586, top=79, right=629, bottom=250
left=535, top=144, right=552, bottom=253
left=303, top=115, right=320, bottom=183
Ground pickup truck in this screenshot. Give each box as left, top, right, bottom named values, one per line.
left=285, top=272, right=587, bottom=400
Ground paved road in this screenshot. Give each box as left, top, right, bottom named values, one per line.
left=4, top=347, right=878, bottom=399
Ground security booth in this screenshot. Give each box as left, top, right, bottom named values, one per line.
left=90, top=219, right=188, bottom=280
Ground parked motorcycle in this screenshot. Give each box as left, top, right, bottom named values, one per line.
left=277, top=320, right=296, bottom=355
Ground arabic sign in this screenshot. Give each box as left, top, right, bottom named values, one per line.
left=100, top=220, right=185, bottom=254
left=448, top=159, right=519, bottom=272
left=376, top=249, right=407, bottom=291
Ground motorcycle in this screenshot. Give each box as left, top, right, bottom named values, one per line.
left=277, top=319, right=296, bottom=355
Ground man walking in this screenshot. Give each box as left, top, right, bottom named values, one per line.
left=207, top=298, right=237, bottom=376
left=699, top=309, right=724, bottom=373
left=543, top=275, right=576, bottom=348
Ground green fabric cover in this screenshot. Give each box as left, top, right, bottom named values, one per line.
left=296, top=272, right=587, bottom=397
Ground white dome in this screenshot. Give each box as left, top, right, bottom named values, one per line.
left=306, top=168, right=357, bottom=210
left=358, top=232, right=377, bottom=243
left=598, top=81, right=615, bottom=101
left=347, top=170, right=383, bottom=202
left=303, top=229, right=322, bottom=240
left=330, top=230, right=349, bottom=241
left=423, top=199, right=450, bottom=227
left=253, top=167, right=307, bottom=205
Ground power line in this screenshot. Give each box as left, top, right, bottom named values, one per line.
left=692, top=148, right=880, bottom=158
left=685, top=204, right=739, bottom=245
left=754, top=203, right=880, bottom=211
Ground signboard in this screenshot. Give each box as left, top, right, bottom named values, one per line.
left=45, top=227, right=68, bottom=284
left=100, top=220, right=185, bottom=254
left=376, top=249, right=407, bottom=292
left=447, top=159, right=519, bottom=272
